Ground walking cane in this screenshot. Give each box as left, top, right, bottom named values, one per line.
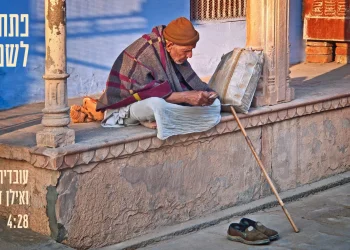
left=230, top=106, right=300, bottom=233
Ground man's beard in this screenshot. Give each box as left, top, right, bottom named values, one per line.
left=174, top=59, right=186, bottom=65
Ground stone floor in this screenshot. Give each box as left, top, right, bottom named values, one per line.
left=137, top=183, right=350, bottom=250
left=0, top=180, right=349, bottom=250
left=0, top=219, right=73, bottom=250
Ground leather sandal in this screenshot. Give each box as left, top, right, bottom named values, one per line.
left=240, top=218, right=279, bottom=240
left=227, top=223, right=270, bottom=245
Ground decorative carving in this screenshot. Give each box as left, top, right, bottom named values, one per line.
left=297, top=106, right=306, bottom=116
left=2, top=96, right=349, bottom=171
left=249, top=116, right=260, bottom=127
left=287, top=108, right=297, bottom=118
left=36, top=0, right=74, bottom=148
left=33, top=155, right=50, bottom=169
left=306, top=104, right=314, bottom=113
left=110, top=144, right=124, bottom=157
left=192, top=132, right=203, bottom=140
left=322, top=100, right=332, bottom=110
left=55, top=156, right=64, bottom=170
left=250, top=0, right=294, bottom=107
left=179, top=134, right=190, bottom=142
left=78, top=151, right=95, bottom=165
left=277, top=110, right=288, bottom=120
left=340, top=98, right=348, bottom=107
left=332, top=99, right=340, bottom=108
left=259, top=114, right=268, bottom=124
left=313, top=103, right=323, bottom=112
left=226, top=121, right=238, bottom=132
left=216, top=123, right=227, bottom=134
left=94, top=148, right=109, bottom=161
left=138, top=139, right=152, bottom=151
left=124, top=141, right=139, bottom=154
left=64, top=154, right=79, bottom=168
left=268, top=112, right=278, bottom=123
left=267, top=45, right=276, bottom=74
left=205, top=127, right=216, bottom=137
left=164, top=136, right=177, bottom=146
left=150, top=138, right=164, bottom=149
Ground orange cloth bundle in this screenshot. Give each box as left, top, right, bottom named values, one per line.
left=70, top=97, right=104, bottom=123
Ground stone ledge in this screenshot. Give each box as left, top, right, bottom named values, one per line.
left=0, top=92, right=349, bottom=171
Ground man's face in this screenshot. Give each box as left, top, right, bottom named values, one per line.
left=166, top=41, right=196, bottom=65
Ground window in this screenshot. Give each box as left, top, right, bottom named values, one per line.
left=190, top=0, right=247, bottom=21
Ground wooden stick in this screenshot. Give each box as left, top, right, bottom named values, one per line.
left=230, top=106, right=299, bottom=233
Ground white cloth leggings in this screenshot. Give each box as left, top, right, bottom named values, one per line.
left=124, top=97, right=221, bottom=140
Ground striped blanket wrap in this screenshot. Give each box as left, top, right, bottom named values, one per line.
left=96, top=25, right=212, bottom=112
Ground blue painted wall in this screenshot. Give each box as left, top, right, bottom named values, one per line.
left=289, top=0, right=304, bottom=65
left=0, top=0, right=303, bottom=110
left=0, top=0, right=190, bottom=110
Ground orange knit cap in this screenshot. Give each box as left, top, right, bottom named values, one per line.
left=163, top=17, right=199, bottom=46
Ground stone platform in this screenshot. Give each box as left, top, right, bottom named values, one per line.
left=138, top=182, right=350, bottom=250
left=0, top=63, right=349, bottom=249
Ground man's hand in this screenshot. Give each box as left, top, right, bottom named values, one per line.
left=183, top=91, right=211, bottom=106
left=165, top=91, right=218, bottom=106
left=207, top=91, right=219, bottom=106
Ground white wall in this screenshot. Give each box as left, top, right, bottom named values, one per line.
left=190, top=20, right=246, bottom=78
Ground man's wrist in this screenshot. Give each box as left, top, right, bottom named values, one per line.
left=165, top=92, right=187, bottom=104
left=180, top=92, right=187, bottom=103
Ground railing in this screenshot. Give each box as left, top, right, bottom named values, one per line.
left=190, top=0, right=247, bottom=21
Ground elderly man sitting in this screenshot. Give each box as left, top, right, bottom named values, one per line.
left=96, top=17, right=221, bottom=140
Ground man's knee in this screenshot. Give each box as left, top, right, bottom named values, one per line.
left=146, top=97, right=167, bottom=107
left=130, top=97, right=165, bottom=122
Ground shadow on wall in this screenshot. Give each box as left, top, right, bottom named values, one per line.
left=29, top=0, right=148, bottom=106
left=0, top=0, right=189, bottom=110
left=30, top=0, right=189, bottom=103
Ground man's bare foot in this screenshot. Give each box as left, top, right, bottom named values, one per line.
left=140, top=121, right=157, bottom=129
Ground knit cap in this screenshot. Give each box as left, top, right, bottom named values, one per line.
left=163, top=17, right=199, bottom=46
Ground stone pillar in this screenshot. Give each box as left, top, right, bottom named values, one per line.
left=246, top=0, right=263, bottom=51
left=36, top=0, right=75, bottom=147
left=247, top=0, right=295, bottom=107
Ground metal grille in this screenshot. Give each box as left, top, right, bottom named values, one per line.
left=190, top=0, right=247, bottom=21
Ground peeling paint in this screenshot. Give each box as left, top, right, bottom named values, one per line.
left=56, top=170, right=78, bottom=236
left=311, top=138, right=322, bottom=154
left=121, top=162, right=185, bottom=195
left=46, top=46, right=54, bottom=70
left=338, top=145, right=348, bottom=154
left=342, top=118, right=350, bottom=128
left=323, top=119, right=337, bottom=144
left=47, top=0, right=66, bottom=35
left=46, top=185, right=59, bottom=240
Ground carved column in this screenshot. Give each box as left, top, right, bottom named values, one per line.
left=36, top=0, right=75, bottom=147
left=247, top=0, right=295, bottom=107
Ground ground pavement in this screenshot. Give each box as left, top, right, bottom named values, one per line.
left=139, top=183, right=350, bottom=250
left=0, top=179, right=349, bottom=250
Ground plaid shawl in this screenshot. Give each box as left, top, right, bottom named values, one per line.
left=96, top=25, right=212, bottom=112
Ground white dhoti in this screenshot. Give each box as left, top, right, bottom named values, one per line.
left=102, top=97, right=221, bottom=140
